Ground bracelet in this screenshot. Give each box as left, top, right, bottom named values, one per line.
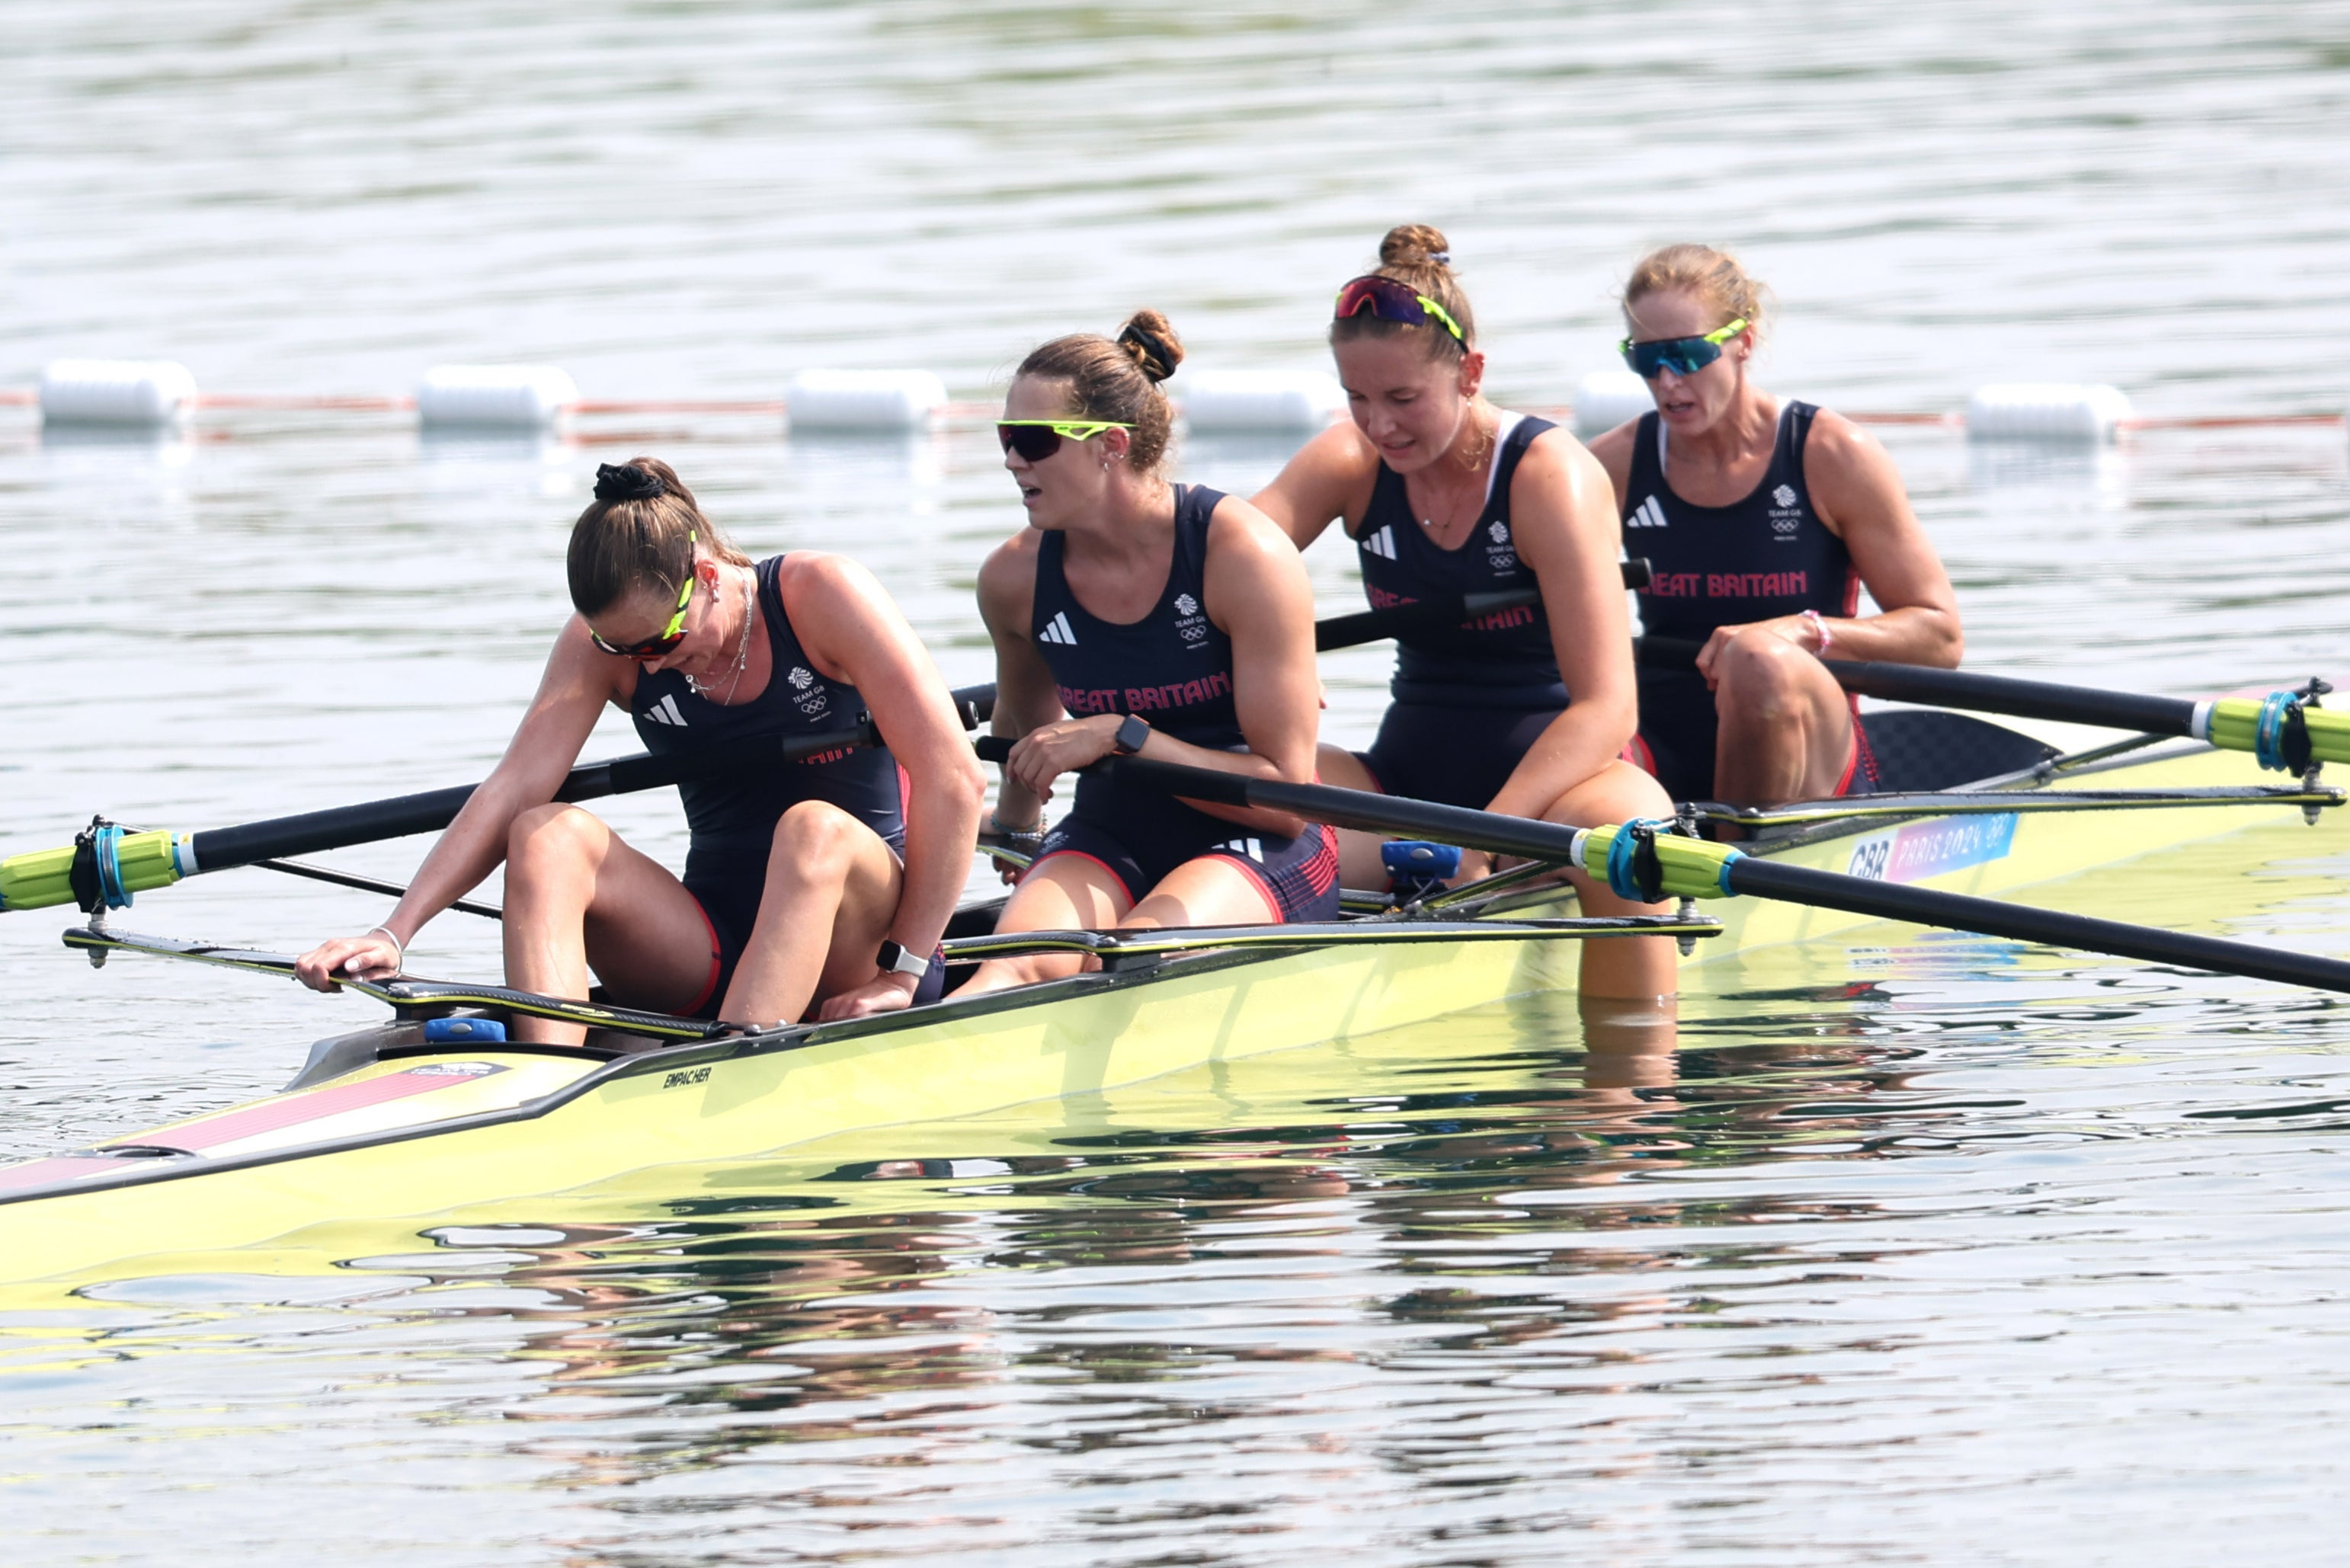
left=988, top=811, right=1044, bottom=843
left=365, top=925, right=405, bottom=972
left=1802, top=609, right=1834, bottom=655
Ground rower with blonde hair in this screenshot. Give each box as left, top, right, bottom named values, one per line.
left=1589, top=244, right=1963, bottom=806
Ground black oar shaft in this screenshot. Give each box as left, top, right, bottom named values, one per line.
left=991, top=746, right=2350, bottom=996
left=190, top=681, right=999, bottom=877
left=1315, top=559, right=1651, bottom=654
left=1817, top=659, right=2198, bottom=738
left=1726, top=855, right=2350, bottom=994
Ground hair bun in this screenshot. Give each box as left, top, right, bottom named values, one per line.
left=593, top=462, right=667, bottom=503
left=1379, top=223, right=1452, bottom=270
left=1116, top=310, right=1185, bottom=384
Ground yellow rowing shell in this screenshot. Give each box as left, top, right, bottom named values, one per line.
left=0, top=724, right=2338, bottom=1291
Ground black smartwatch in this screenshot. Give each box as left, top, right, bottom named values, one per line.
left=1111, top=713, right=1151, bottom=756
left=876, top=939, right=931, bottom=981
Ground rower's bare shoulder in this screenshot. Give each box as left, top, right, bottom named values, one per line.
left=1578, top=418, right=1641, bottom=499
left=1205, top=493, right=1311, bottom=568
left=1800, top=407, right=1913, bottom=523
left=975, top=529, right=1040, bottom=628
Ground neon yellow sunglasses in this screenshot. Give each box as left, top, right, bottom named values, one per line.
left=997, top=419, right=1134, bottom=461
left=1619, top=317, right=1750, bottom=379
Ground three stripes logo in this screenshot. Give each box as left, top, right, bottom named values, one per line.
left=1215, top=837, right=1266, bottom=862
left=1627, top=495, right=1670, bottom=530
left=1359, top=525, right=1399, bottom=561
left=1038, top=611, right=1080, bottom=646
left=644, top=693, right=689, bottom=727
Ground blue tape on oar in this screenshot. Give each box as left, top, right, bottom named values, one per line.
left=2255, top=690, right=2299, bottom=773
left=1603, top=818, right=1674, bottom=903
left=92, top=824, right=132, bottom=910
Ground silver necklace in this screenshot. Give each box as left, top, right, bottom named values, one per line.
left=688, top=568, right=754, bottom=702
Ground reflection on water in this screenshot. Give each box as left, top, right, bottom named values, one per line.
left=9, top=952, right=2350, bottom=1562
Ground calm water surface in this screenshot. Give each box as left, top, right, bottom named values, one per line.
left=5, top=3, right=2350, bottom=1562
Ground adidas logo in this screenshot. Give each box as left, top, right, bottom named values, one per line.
left=1038, top=611, right=1079, bottom=646
left=1174, top=593, right=1199, bottom=616
left=645, top=693, right=688, bottom=728
left=1628, top=495, right=1670, bottom=530
left=1359, top=524, right=1398, bottom=561
left=1772, top=483, right=1798, bottom=509
left=1217, top=837, right=1266, bottom=862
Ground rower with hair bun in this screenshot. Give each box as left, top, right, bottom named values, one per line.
left=296, top=456, right=984, bottom=1032
left=1252, top=224, right=1679, bottom=1003
left=1589, top=243, right=1963, bottom=806
left=962, top=312, right=1339, bottom=995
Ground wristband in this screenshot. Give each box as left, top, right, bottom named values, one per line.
left=988, top=811, right=1044, bottom=843
left=363, top=925, right=405, bottom=974
left=1802, top=609, right=1833, bottom=655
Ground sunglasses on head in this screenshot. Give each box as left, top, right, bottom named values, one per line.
left=1333, top=275, right=1466, bottom=342
left=1618, top=317, right=1750, bottom=379
left=588, top=570, right=697, bottom=660
left=997, top=419, right=1135, bottom=462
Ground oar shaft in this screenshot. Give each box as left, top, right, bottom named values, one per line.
left=1725, top=854, right=2350, bottom=994
left=1004, top=745, right=2350, bottom=996
left=1817, top=658, right=2198, bottom=737
left=1314, top=559, right=1651, bottom=654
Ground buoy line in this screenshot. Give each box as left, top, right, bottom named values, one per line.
left=3, top=360, right=2344, bottom=443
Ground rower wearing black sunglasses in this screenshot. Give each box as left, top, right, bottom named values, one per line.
left=296, top=457, right=984, bottom=1035
left=960, top=311, right=1338, bottom=997
left=1250, top=223, right=1679, bottom=1006
left=1586, top=245, right=1963, bottom=807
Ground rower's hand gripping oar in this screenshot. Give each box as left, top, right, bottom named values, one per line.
left=0, top=685, right=1000, bottom=917
left=993, top=743, right=2350, bottom=997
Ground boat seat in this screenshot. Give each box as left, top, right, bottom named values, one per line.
left=1863, top=709, right=2059, bottom=793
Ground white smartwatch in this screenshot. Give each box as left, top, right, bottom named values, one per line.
left=876, top=939, right=931, bottom=981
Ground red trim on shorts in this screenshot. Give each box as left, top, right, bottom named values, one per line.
left=1210, top=851, right=1286, bottom=925
left=1621, top=732, right=1658, bottom=778
left=1835, top=709, right=1881, bottom=798
left=682, top=894, right=724, bottom=1016
left=1026, top=847, right=1141, bottom=907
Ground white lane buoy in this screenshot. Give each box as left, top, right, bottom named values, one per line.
left=1571, top=371, right=1656, bottom=437
left=784, top=370, right=946, bottom=431
left=417, top=365, right=579, bottom=428
left=1965, top=383, right=2133, bottom=441
left=40, top=360, right=200, bottom=426
left=1179, top=370, right=1346, bottom=432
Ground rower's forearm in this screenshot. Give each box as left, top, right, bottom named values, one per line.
left=892, top=771, right=986, bottom=955
left=1826, top=605, right=1963, bottom=668
left=383, top=778, right=526, bottom=942
left=1487, top=705, right=1636, bottom=823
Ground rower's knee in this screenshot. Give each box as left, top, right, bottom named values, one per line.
left=1716, top=632, right=1811, bottom=722
left=767, top=799, right=862, bottom=883
left=507, top=803, right=601, bottom=879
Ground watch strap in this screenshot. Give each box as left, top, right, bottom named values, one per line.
left=876, top=939, right=931, bottom=978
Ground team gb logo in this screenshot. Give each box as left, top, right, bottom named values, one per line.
left=1772, top=484, right=1798, bottom=508
left=1174, top=594, right=1199, bottom=616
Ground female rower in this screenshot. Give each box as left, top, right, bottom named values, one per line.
left=1250, top=224, right=1678, bottom=1002
left=295, top=458, right=984, bottom=1035
left=962, top=312, right=1337, bottom=994
left=1588, top=244, right=1963, bottom=806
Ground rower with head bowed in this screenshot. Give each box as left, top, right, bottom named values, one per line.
left=295, top=458, right=984, bottom=1035
left=1250, top=223, right=1679, bottom=1003
left=962, top=312, right=1337, bottom=994
left=1586, top=244, right=1963, bottom=806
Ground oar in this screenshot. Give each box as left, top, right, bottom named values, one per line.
left=0, top=685, right=999, bottom=915
left=1314, top=558, right=1650, bottom=652
left=978, top=741, right=2350, bottom=996
left=0, top=568, right=1657, bottom=920
left=1636, top=635, right=2345, bottom=774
